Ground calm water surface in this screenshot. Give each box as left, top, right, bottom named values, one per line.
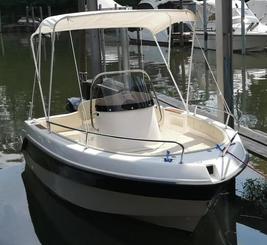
left=0, top=32, right=266, bottom=244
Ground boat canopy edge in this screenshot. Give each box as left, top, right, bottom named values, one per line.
left=33, top=9, right=196, bottom=35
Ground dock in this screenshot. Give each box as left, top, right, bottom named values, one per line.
left=238, top=127, right=267, bottom=160
left=157, top=93, right=267, bottom=160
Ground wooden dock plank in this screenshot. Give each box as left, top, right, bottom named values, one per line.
left=240, top=136, right=267, bottom=160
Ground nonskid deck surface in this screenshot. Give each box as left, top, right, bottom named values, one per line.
left=57, top=126, right=215, bottom=155
left=50, top=109, right=222, bottom=156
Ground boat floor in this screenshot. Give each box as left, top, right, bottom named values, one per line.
left=57, top=125, right=216, bottom=156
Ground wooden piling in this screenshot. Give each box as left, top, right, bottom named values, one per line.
left=48, top=6, right=52, bottom=17
left=0, top=10, right=4, bottom=56
left=39, top=6, right=43, bottom=21
left=179, top=0, right=184, bottom=47
left=215, top=0, right=234, bottom=128
left=26, top=6, right=29, bottom=24
left=203, top=0, right=208, bottom=52
left=241, top=0, right=246, bottom=55
left=0, top=9, right=2, bottom=33
left=31, top=6, right=36, bottom=30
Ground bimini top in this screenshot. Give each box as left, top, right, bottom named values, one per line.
left=33, top=9, right=196, bottom=35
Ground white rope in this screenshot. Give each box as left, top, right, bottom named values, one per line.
left=47, top=32, right=55, bottom=123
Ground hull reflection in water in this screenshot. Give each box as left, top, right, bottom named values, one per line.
left=23, top=161, right=265, bottom=245
left=23, top=148, right=216, bottom=232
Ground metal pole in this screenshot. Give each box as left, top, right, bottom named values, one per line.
left=215, top=0, right=234, bottom=127
left=241, top=0, right=246, bottom=55
left=203, top=0, right=208, bottom=52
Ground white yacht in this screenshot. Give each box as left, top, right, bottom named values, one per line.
left=194, top=0, right=267, bottom=51
left=247, top=0, right=267, bottom=26
left=22, top=9, right=248, bottom=232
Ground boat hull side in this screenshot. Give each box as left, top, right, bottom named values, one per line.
left=23, top=144, right=209, bottom=231
left=195, top=32, right=267, bottom=51
left=22, top=137, right=226, bottom=201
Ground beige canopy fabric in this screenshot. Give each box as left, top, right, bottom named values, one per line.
left=34, top=9, right=196, bottom=35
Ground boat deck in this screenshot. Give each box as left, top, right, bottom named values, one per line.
left=36, top=107, right=227, bottom=156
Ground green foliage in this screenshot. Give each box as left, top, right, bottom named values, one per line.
left=242, top=178, right=267, bottom=209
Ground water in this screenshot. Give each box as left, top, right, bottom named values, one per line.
left=0, top=163, right=266, bottom=245
left=0, top=32, right=267, bottom=243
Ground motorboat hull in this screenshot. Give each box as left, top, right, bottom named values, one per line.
left=22, top=136, right=232, bottom=232
left=195, top=32, right=267, bottom=51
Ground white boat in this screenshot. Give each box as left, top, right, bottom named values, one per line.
left=247, top=0, right=267, bottom=26
left=194, top=0, right=267, bottom=51
left=17, top=17, right=40, bottom=25
left=22, top=9, right=248, bottom=232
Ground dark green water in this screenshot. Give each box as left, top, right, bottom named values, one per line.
left=0, top=32, right=266, bottom=244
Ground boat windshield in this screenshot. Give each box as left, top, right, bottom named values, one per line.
left=91, top=71, right=155, bottom=112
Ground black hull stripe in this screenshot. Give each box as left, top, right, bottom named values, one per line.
left=22, top=138, right=226, bottom=201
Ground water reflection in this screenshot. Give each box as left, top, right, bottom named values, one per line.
left=20, top=164, right=266, bottom=245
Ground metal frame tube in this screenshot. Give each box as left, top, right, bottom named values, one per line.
left=186, top=23, right=196, bottom=110
left=30, top=33, right=47, bottom=118
left=152, top=34, right=187, bottom=110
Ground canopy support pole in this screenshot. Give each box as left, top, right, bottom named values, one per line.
left=47, top=32, right=56, bottom=129
left=30, top=34, right=47, bottom=119
left=186, top=22, right=196, bottom=111
left=152, top=34, right=187, bottom=110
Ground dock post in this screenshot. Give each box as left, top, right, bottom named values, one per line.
left=98, top=4, right=106, bottom=73
left=203, top=0, right=208, bottom=52
left=39, top=6, right=43, bottom=21
left=241, top=0, right=246, bottom=55
left=215, top=0, right=234, bottom=128
left=179, top=0, right=184, bottom=47
left=84, top=0, right=102, bottom=99
left=31, top=6, right=36, bottom=30
left=48, top=6, right=52, bottom=17
left=203, top=0, right=209, bottom=97
left=0, top=10, right=4, bottom=56
left=26, top=6, right=29, bottom=25
left=0, top=9, right=2, bottom=33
